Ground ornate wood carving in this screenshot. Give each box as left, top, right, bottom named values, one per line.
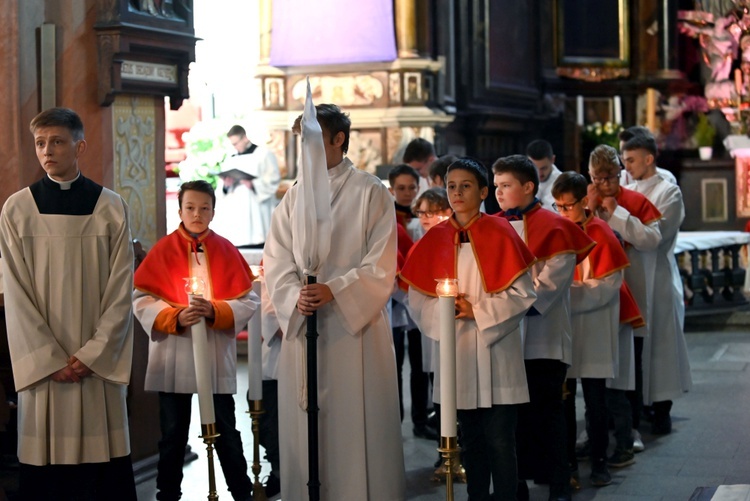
left=94, top=0, right=196, bottom=109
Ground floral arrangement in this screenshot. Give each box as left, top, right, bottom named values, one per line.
left=658, top=94, right=713, bottom=150
left=174, top=120, right=232, bottom=189
left=581, top=121, right=624, bottom=149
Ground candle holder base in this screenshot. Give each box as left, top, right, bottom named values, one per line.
left=200, top=423, right=221, bottom=501
left=247, top=400, right=267, bottom=501
left=433, top=436, right=465, bottom=500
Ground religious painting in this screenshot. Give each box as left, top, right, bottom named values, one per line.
left=264, top=78, right=285, bottom=109
left=555, top=0, right=629, bottom=69
left=389, top=72, right=401, bottom=104
left=404, top=72, right=422, bottom=103
left=348, top=130, right=383, bottom=175
left=582, top=98, right=613, bottom=125
left=702, top=178, right=728, bottom=223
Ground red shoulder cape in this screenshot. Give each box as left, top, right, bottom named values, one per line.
left=616, top=187, right=662, bottom=225
left=400, top=213, right=535, bottom=296
left=620, top=282, right=645, bottom=328
left=134, top=224, right=255, bottom=307
left=501, top=203, right=595, bottom=265
left=575, top=213, right=630, bottom=280
left=397, top=222, right=414, bottom=261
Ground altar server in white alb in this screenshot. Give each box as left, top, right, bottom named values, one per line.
left=213, top=125, right=281, bottom=248
left=526, top=139, right=562, bottom=212
left=263, top=103, right=406, bottom=500
left=621, top=131, right=692, bottom=435
left=0, top=107, right=137, bottom=500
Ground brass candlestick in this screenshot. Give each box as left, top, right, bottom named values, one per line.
left=435, top=436, right=465, bottom=501
left=200, top=423, right=221, bottom=501
left=248, top=400, right=267, bottom=501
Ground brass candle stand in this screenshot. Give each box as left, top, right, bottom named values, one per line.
left=248, top=400, right=267, bottom=501
left=200, top=423, right=221, bottom=501
left=435, top=436, right=466, bottom=501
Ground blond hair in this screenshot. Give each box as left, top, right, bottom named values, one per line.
left=588, top=144, right=621, bottom=177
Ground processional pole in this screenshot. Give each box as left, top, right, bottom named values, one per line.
left=306, top=274, right=321, bottom=501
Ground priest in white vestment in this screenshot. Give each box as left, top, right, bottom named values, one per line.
left=0, top=108, right=136, bottom=499
left=263, top=104, right=405, bottom=500
left=621, top=133, right=692, bottom=435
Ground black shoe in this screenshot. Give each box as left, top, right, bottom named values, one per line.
left=651, top=415, right=672, bottom=435
left=427, top=410, right=438, bottom=428
left=264, top=472, right=281, bottom=498
left=413, top=424, right=439, bottom=440
left=517, top=480, right=530, bottom=501
left=607, top=448, right=635, bottom=468
left=590, top=461, right=612, bottom=487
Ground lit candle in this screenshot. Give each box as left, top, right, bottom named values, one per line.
left=436, top=278, right=459, bottom=438
left=646, top=88, right=657, bottom=133
left=576, top=95, right=584, bottom=126
left=736, top=68, right=743, bottom=100
left=184, top=277, right=215, bottom=425
left=247, top=266, right=263, bottom=401
left=614, top=95, right=622, bottom=125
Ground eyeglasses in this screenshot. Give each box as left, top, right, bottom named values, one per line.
left=552, top=199, right=581, bottom=212
left=591, top=174, right=619, bottom=185
left=414, top=210, right=439, bottom=218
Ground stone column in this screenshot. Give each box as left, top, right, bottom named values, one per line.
left=395, top=0, right=418, bottom=58
left=259, top=0, right=273, bottom=64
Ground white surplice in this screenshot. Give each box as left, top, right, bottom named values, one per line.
left=263, top=159, right=406, bottom=501
left=133, top=251, right=258, bottom=394
left=0, top=187, right=134, bottom=466
left=568, top=261, right=622, bottom=379
left=511, top=220, right=577, bottom=364
left=214, top=146, right=281, bottom=246
left=596, top=203, right=661, bottom=339
left=628, top=174, right=692, bottom=403
left=537, top=165, right=562, bottom=212
left=408, top=244, right=536, bottom=408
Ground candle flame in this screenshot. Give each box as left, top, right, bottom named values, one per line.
left=184, top=276, right=206, bottom=296
left=436, top=278, right=459, bottom=297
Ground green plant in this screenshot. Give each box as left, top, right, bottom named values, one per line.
left=581, top=121, right=624, bottom=149
left=693, top=114, right=716, bottom=147
left=175, top=121, right=231, bottom=189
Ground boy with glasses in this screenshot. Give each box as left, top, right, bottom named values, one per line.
left=587, top=144, right=662, bottom=449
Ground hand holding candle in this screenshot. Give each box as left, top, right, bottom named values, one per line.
left=436, top=278, right=459, bottom=438
left=184, top=277, right=216, bottom=425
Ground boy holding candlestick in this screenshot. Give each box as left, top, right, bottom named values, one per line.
left=401, top=157, right=537, bottom=500
left=133, top=180, right=258, bottom=501
left=492, top=155, right=594, bottom=501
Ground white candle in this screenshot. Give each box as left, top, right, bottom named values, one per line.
left=436, top=278, right=459, bottom=438
left=189, top=293, right=216, bottom=425
left=247, top=278, right=263, bottom=401
left=576, top=95, right=584, bottom=126
left=614, top=95, right=622, bottom=124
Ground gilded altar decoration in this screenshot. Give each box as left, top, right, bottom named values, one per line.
left=291, top=75, right=385, bottom=107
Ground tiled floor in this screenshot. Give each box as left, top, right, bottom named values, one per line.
left=133, top=326, right=750, bottom=500
left=1, top=325, right=749, bottom=500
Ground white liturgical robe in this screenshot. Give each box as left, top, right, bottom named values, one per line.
left=628, top=174, right=692, bottom=403
left=408, top=244, right=536, bottom=408
left=0, top=182, right=134, bottom=466
left=263, top=159, right=406, bottom=501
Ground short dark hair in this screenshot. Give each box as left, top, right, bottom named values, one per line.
left=30, top=107, right=84, bottom=141
left=403, top=138, right=435, bottom=163
left=446, top=157, right=489, bottom=190
left=618, top=125, right=651, bottom=143
left=388, top=164, right=420, bottom=186
left=227, top=125, right=247, bottom=138
left=179, top=180, right=216, bottom=209
left=621, top=132, right=657, bottom=156
left=412, top=186, right=450, bottom=213
left=491, top=154, right=540, bottom=195
left=428, top=155, right=457, bottom=185
left=316, top=103, right=351, bottom=154
left=526, top=139, right=554, bottom=160
left=551, top=171, right=588, bottom=201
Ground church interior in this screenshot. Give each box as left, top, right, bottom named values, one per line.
left=3, top=0, right=750, bottom=499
